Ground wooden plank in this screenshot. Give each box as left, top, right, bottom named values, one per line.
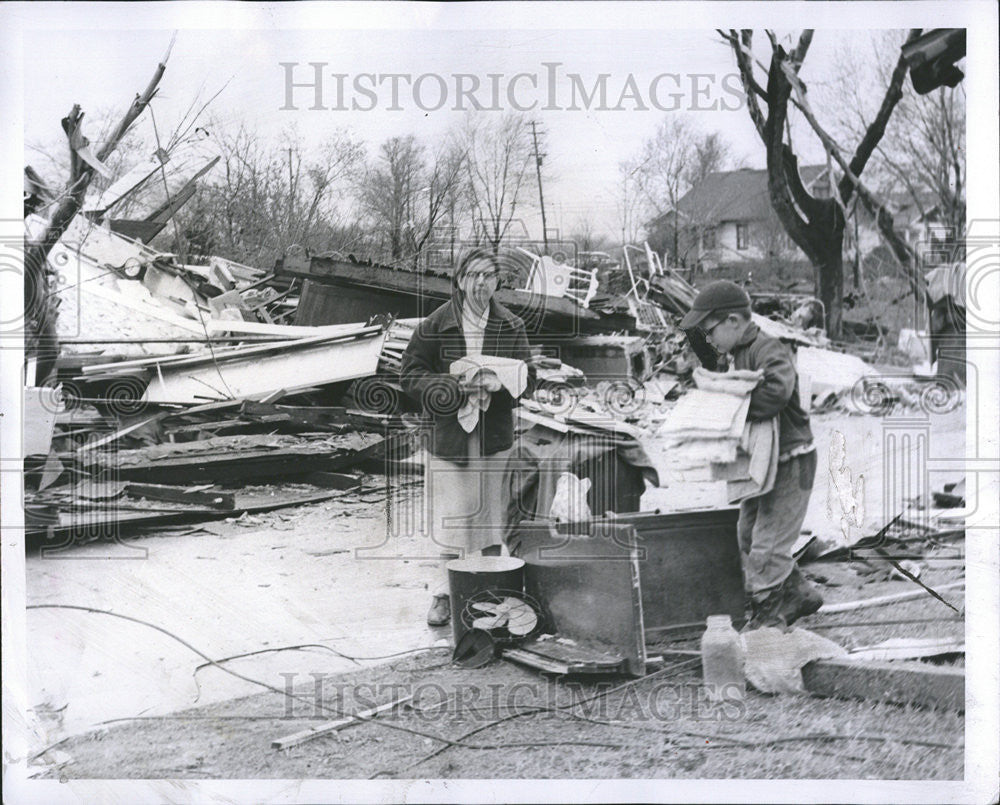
left=847, top=637, right=964, bottom=663
left=818, top=581, right=965, bottom=614
left=205, top=319, right=370, bottom=339
left=301, top=472, right=362, bottom=491
left=77, top=277, right=208, bottom=334
left=82, top=325, right=383, bottom=375
left=802, top=657, right=965, bottom=712
left=271, top=694, right=412, bottom=750
left=501, top=647, right=572, bottom=675
left=124, top=483, right=236, bottom=510
left=105, top=447, right=376, bottom=486
left=76, top=413, right=169, bottom=453
left=141, top=328, right=386, bottom=405
left=28, top=488, right=345, bottom=538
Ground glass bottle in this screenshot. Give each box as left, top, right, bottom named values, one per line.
left=700, top=614, right=745, bottom=702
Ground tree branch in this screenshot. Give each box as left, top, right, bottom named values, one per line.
left=839, top=29, right=921, bottom=204
left=728, top=29, right=768, bottom=140
left=779, top=54, right=921, bottom=297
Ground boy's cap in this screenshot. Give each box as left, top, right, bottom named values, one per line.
left=680, top=280, right=752, bottom=329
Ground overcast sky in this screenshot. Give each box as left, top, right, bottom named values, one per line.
left=6, top=3, right=986, bottom=241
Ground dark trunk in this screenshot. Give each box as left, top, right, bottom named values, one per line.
left=817, top=240, right=844, bottom=338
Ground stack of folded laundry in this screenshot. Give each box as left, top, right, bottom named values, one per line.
left=711, top=415, right=779, bottom=503
left=658, top=368, right=761, bottom=467
left=657, top=368, right=777, bottom=502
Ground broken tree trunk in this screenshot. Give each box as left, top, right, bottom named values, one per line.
left=24, top=39, right=173, bottom=384
left=726, top=29, right=922, bottom=339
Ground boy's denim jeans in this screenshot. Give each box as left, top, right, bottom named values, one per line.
left=737, top=450, right=817, bottom=598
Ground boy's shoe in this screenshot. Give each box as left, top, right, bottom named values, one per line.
left=741, top=589, right=786, bottom=632
left=777, top=568, right=824, bottom=627
left=427, top=594, right=451, bottom=627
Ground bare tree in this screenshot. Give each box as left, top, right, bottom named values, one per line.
left=616, top=161, right=646, bottom=246
left=685, top=131, right=733, bottom=189
left=568, top=214, right=612, bottom=254
left=628, top=117, right=734, bottom=265
left=408, top=141, right=467, bottom=269
left=825, top=31, right=965, bottom=256
left=720, top=28, right=925, bottom=337
left=357, top=135, right=424, bottom=262
left=461, top=113, right=535, bottom=253
left=201, top=123, right=364, bottom=265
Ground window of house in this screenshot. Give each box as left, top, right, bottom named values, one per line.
left=702, top=227, right=716, bottom=250
left=736, top=223, right=749, bottom=250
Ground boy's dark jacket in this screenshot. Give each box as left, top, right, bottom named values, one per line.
left=730, top=322, right=813, bottom=454
left=400, top=298, right=535, bottom=462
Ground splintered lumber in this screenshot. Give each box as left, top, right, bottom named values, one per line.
left=817, top=581, right=964, bottom=614
left=144, top=329, right=385, bottom=403
left=80, top=325, right=386, bottom=405
left=847, top=637, right=964, bottom=662
left=238, top=401, right=384, bottom=431
left=271, top=694, right=412, bottom=750
left=76, top=413, right=169, bottom=453
left=801, top=658, right=965, bottom=712
left=27, top=486, right=346, bottom=537
left=205, top=320, right=369, bottom=339
left=301, top=472, right=362, bottom=490
left=79, top=432, right=383, bottom=486
left=123, top=483, right=235, bottom=510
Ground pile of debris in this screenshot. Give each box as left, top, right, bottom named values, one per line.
left=23, top=381, right=414, bottom=543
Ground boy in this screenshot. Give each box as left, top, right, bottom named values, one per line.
left=680, top=280, right=823, bottom=630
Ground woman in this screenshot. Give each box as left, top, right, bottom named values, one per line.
left=400, top=248, right=535, bottom=626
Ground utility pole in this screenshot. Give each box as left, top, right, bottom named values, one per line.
left=530, top=120, right=549, bottom=254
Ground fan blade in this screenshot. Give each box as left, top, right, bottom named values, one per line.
left=472, top=615, right=508, bottom=630
left=497, top=596, right=526, bottom=613
left=505, top=604, right=538, bottom=636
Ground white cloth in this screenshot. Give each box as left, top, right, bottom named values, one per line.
left=742, top=626, right=847, bottom=694
left=450, top=355, right=528, bottom=433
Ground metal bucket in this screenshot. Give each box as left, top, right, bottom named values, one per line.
left=446, top=556, right=525, bottom=646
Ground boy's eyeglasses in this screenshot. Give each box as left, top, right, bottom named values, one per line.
left=702, top=317, right=727, bottom=338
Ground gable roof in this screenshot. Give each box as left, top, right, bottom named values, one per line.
left=651, top=165, right=829, bottom=228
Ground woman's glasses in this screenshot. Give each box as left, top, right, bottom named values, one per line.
left=465, top=270, right=499, bottom=282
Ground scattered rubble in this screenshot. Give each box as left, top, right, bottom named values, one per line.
left=22, top=140, right=967, bottom=775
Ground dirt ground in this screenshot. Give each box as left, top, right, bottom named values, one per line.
left=22, top=404, right=967, bottom=780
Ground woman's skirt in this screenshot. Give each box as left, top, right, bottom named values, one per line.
left=424, top=427, right=513, bottom=556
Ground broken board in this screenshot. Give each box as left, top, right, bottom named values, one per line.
left=502, top=640, right=628, bottom=675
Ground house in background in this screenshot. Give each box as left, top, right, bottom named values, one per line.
left=646, top=165, right=833, bottom=271
left=647, top=165, right=956, bottom=274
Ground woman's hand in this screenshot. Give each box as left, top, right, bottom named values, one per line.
left=459, top=369, right=502, bottom=394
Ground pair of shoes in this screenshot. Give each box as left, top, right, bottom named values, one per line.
left=427, top=593, right=451, bottom=627
left=776, top=567, right=824, bottom=627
